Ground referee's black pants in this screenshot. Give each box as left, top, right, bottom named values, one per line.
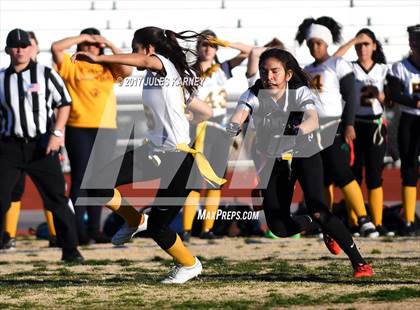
left=0, top=139, right=78, bottom=249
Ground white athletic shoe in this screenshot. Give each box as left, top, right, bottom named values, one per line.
left=360, top=221, right=379, bottom=238
left=111, top=213, right=148, bottom=245
left=161, top=257, right=202, bottom=284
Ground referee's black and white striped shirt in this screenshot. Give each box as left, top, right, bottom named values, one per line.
left=0, top=60, right=71, bottom=138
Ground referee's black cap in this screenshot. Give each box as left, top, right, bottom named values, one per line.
left=6, top=29, right=31, bottom=48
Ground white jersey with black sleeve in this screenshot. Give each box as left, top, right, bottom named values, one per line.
left=304, top=56, right=354, bottom=120
left=389, top=58, right=420, bottom=116
left=237, top=83, right=317, bottom=130
left=237, top=84, right=319, bottom=157
left=141, top=54, right=190, bottom=152
left=352, top=62, right=388, bottom=117
left=238, top=84, right=316, bottom=120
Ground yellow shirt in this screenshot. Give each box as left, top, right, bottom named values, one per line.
left=56, top=54, right=117, bottom=128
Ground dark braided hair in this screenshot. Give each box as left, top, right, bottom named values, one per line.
left=295, top=16, right=342, bottom=46
left=133, top=26, right=202, bottom=94
left=356, top=28, right=386, bottom=64
left=259, top=48, right=311, bottom=89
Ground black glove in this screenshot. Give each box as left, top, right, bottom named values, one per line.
left=225, top=122, right=241, bottom=137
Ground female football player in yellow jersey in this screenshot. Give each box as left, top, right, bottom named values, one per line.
left=52, top=28, right=132, bottom=245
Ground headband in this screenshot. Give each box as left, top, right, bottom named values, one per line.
left=306, top=23, right=333, bottom=46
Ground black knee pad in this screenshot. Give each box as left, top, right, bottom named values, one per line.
left=333, top=168, right=355, bottom=188
left=147, top=217, right=177, bottom=250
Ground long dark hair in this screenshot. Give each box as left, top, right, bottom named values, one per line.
left=259, top=48, right=310, bottom=89
left=295, top=16, right=342, bottom=46
left=193, top=29, right=221, bottom=71
left=133, top=26, right=201, bottom=94
left=77, top=27, right=104, bottom=55
left=356, top=28, right=386, bottom=64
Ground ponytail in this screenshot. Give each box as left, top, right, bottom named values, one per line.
left=133, top=26, right=202, bottom=94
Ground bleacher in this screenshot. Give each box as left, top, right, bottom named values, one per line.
left=0, top=0, right=419, bottom=153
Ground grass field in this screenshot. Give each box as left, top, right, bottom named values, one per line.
left=0, top=236, right=419, bottom=309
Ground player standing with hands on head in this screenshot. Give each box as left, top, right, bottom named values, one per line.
left=295, top=16, right=379, bottom=238
left=227, top=48, right=373, bottom=278
left=334, top=28, right=394, bottom=236
left=71, top=26, right=225, bottom=283
left=51, top=28, right=132, bottom=245
left=387, top=24, right=420, bottom=236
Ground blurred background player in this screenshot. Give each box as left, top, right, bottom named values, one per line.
left=51, top=28, right=132, bottom=245
left=2, top=30, right=58, bottom=250
left=387, top=24, right=420, bottom=236
left=295, top=16, right=379, bottom=237
left=181, top=30, right=252, bottom=241
left=334, top=28, right=394, bottom=236
left=246, top=38, right=285, bottom=87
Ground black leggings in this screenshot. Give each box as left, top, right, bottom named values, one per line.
left=66, top=126, right=117, bottom=243
left=321, top=133, right=355, bottom=188
left=87, top=144, right=194, bottom=250
left=352, top=118, right=386, bottom=189
left=398, top=112, right=420, bottom=186
left=262, top=153, right=365, bottom=267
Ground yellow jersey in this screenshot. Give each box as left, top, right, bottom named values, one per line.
left=56, top=54, right=117, bottom=128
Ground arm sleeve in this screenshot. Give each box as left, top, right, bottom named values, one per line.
left=48, top=68, right=72, bottom=109
left=220, top=61, right=233, bottom=79
left=339, top=72, right=356, bottom=126
left=386, top=74, right=418, bottom=109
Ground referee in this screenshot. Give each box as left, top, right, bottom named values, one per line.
left=0, top=29, right=83, bottom=262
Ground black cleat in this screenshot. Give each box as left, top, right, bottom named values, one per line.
left=376, top=225, right=395, bottom=237
left=61, top=248, right=84, bottom=263
left=200, top=231, right=221, bottom=240
left=1, top=237, right=16, bottom=250
left=400, top=222, right=416, bottom=237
